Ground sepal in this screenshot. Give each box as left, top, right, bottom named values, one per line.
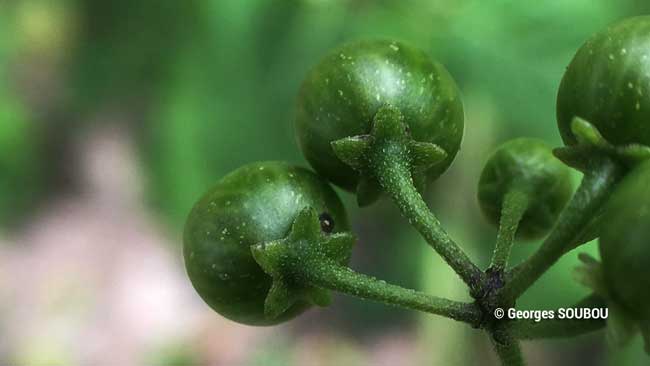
left=408, top=141, right=448, bottom=172
left=573, top=252, right=646, bottom=350
left=331, top=135, right=372, bottom=171
left=263, top=280, right=296, bottom=319
left=572, top=253, right=607, bottom=297
left=251, top=207, right=356, bottom=321
left=554, top=117, right=650, bottom=172
left=331, top=104, right=448, bottom=206
left=571, top=117, right=608, bottom=147
left=372, top=104, right=406, bottom=139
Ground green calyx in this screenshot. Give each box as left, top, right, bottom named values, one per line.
left=330, top=104, right=448, bottom=206
left=251, top=208, right=356, bottom=320
left=554, top=117, right=650, bottom=172
left=478, top=137, right=573, bottom=240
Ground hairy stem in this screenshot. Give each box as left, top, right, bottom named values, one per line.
left=373, top=142, right=485, bottom=294
left=301, top=259, right=482, bottom=325
left=500, top=157, right=622, bottom=302
left=490, top=190, right=529, bottom=271
left=511, top=293, right=607, bottom=340
left=491, top=328, right=525, bottom=366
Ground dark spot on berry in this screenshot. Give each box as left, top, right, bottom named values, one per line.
left=319, top=212, right=334, bottom=233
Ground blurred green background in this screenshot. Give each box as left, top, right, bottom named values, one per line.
left=1, top=1, right=649, bottom=365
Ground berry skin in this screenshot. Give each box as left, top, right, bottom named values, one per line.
left=600, top=160, right=650, bottom=323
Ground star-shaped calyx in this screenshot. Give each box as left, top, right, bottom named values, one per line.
left=331, top=104, right=448, bottom=206
left=250, top=208, right=355, bottom=320
left=554, top=117, right=650, bottom=172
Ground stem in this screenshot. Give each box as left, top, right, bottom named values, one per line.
left=565, top=211, right=602, bottom=251
left=491, top=328, right=525, bottom=366
left=490, top=189, right=529, bottom=271
left=373, top=142, right=485, bottom=294
left=301, top=259, right=482, bottom=325
left=499, top=157, right=622, bottom=302
left=511, top=293, right=607, bottom=340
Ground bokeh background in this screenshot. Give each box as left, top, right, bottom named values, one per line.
left=1, top=1, right=649, bottom=365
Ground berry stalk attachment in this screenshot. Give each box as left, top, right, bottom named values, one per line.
left=295, top=39, right=464, bottom=205
left=500, top=132, right=623, bottom=303
left=251, top=208, right=481, bottom=325
left=488, top=190, right=529, bottom=272
left=331, top=105, right=484, bottom=294
left=477, top=138, right=574, bottom=271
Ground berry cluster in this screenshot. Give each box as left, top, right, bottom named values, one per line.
left=184, top=16, right=650, bottom=365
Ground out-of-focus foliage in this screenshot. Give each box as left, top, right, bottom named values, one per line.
left=0, top=6, right=43, bottom=227
left=0, top=85, right=41, bottom=226
left=69, top=0, right=204, bottom=110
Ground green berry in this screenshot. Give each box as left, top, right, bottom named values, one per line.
left=558, top=16, right=650, bottom=146
left=600, top=160, right=650, bottom=322
left=183, top=161, right=349, bottom=325
left=478, top=138, right=573, bottom=239
left=295, top=39, right=463, bottom=192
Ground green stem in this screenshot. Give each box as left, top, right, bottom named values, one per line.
left=491, top=328, right=525, bottom=366
left=511, top=293, right=607, bottom=340
left=302, top=259, right=482, bottom=325
left=373, top=142, right=485, bottom=294
left=500, top=157, right=622, bottom=302
left=565, top=211, right=602, bottom=251
left=490, top=189, right=529, bottom=271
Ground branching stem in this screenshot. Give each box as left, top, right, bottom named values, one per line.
left=499, top=157, right=622, bottom=302
left=491, top=327, right=525, bottom=366
left=373, top=142, right=485, bottom=295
